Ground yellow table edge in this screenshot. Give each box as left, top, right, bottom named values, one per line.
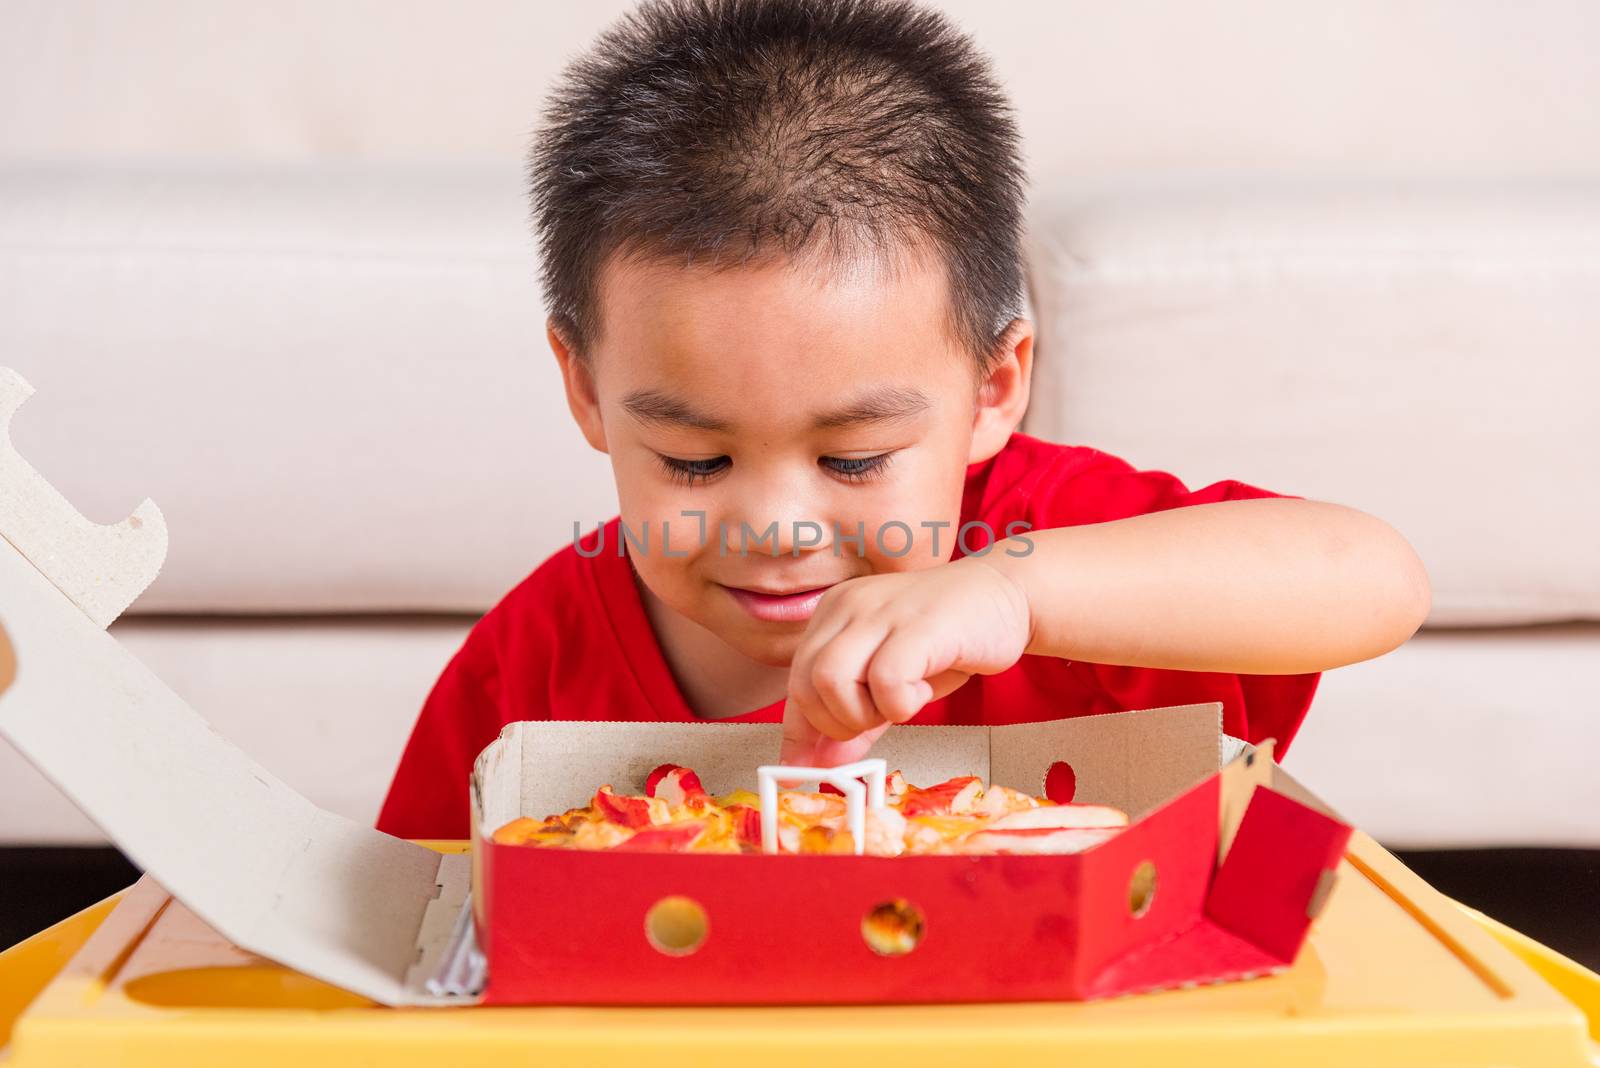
left=0, top=890, right=126, bottom=1051
left=1455, top=903, right=1600, bottom=1044
left=3, top=848, right=1597, bottom=1058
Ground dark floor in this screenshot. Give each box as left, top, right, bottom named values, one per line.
left=2, top=846, right=1597, bottom=971
left=1395, top=847, right=1600, bottom=970
left=1, top=848, right=143, bottom=951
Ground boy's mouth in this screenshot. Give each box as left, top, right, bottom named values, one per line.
left=720, top=582, right=836, bottom=624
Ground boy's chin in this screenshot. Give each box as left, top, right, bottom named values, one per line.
left=721, top=625, right=806, bottom=668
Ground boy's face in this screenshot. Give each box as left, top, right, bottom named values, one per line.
left=552, top=248, right=1031, bottom=667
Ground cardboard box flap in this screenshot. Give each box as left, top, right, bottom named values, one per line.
left=987, top=703, right=1221, bottom=818
left=481, top=702, right=1223, bottom=825
left=0, top=368, right=461, bottom=1006
left=1217, top=737, right=1275, bottom=862
left=0, top=368, right=167, bottom=628
left=1204, top=783, right=1353, bottom=961
left=0, top=540, right=456, bottom=1007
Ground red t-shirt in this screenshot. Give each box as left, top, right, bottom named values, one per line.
left=376, top=431, right=1319, bottom=839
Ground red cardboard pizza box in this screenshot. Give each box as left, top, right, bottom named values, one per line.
left=469, top=716, right=1349, bottom=1004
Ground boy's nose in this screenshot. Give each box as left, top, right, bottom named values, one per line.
left=724, top=493, right=833, bottom=558
left=722, top=514, right=831, bottom=557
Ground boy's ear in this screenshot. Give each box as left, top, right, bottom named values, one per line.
left=547, top=319, right=609, bottom=454
left=968, top=318, right=1034, bottom=465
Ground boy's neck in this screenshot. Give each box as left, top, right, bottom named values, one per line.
left=636, top=574, right=790, bottom=719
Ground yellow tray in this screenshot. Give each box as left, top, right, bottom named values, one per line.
left=2, top=835, right=1596, bottom=1068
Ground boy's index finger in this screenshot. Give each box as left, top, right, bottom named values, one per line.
left=778, top=696, right=823, bottom=766
left=779, top=697, right=886, bottom=767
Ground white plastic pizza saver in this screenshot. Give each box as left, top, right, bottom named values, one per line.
left=756, top=758, right=888, bottom=856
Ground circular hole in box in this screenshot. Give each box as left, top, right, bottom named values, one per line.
left=1128, top=860, right=1158, bottom=917
left=862, top=899, right=924, bottom=956
left=1043, top=760, right=1077, bottom=803
left=645, top=895, right=709, bottom=956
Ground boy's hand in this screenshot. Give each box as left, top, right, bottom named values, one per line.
left=779, top=556, right=1033, bottom=766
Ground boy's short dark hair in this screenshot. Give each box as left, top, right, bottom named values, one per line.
left=529, top=0, right=1029, bottom=370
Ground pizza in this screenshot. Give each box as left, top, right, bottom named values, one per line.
left=490, top=764, right=1127, bottom=856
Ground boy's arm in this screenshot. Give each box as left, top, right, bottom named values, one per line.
left=780, top=495, right=1427, bottom=766
left=977, top=497, right=1431, bottom=675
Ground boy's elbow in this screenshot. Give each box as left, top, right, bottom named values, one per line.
left=1370, top=517, right=1432, bottom=655
left=1313, top=503, right=1432, bottom=662
left=1394, top=540, right=1433, bottom=641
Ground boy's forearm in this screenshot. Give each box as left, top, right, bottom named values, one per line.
left=974, top=498, right=1431, bottom=675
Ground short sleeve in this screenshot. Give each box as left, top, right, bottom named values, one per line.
left=1026, top=448, right=1320, bottom=755
left=1024, top=447, right=1303, bottom=528
left=375, top=622, right=504, bottom=840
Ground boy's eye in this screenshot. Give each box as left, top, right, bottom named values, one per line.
left=821, top=452, right=895, bottom=483
left=654, top=451, right=897, bottom=487
left=654, top=454, right=731, bottom=487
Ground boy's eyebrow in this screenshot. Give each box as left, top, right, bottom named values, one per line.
left=812, top=386, right=931, bottom=429
left=621, top=386, right=931, bottom=432
left=621, top=390, right=732, bottom=432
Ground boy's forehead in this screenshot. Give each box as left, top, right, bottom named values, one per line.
left=592, top=246, right=964, bottom=372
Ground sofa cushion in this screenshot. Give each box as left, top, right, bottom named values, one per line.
left=1, top=164, right=618, bottom=613
left=1286, top=623, right=1600, bottom=848
left=1023, top=179, right=1600, bottom=626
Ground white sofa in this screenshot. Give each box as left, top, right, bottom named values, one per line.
left=2, top=1, right=1597, bottom=847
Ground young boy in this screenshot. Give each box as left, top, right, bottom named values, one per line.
left=376, top=0, right=1430, bottom=840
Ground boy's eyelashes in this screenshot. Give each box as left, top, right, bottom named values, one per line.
left=651, top=451, right=897, bottom=488
left=826, top=452, right=896, bottom=483
left=653, top=453, right=730, bottom=487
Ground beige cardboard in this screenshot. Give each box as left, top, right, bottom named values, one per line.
left=987, top=703, right=1222, bottom=818
left=0, top=368, right=167, bottom=628
left=0, top=543, right=460, bottom=1005
left=1219, top=737, right=1344, bottom=824
left=852, top=724, right=993, bottom=789
left=1269, top=758, right=1345, bottom=822
left=403, top=852, right=474, bottom=995
left=472, top=723, right=525, bottom=841
left=0, top=374, right=462, bottom=1007
left=1219, top=738, right=1276, bottom=862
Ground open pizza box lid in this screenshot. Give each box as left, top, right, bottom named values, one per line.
left=0, top=368, right=1349, bottom=1007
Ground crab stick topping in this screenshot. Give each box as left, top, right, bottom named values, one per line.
left=646, top=764, right=710, bottom=808
left=899, top=775, right=984, bottom=818
left=593, top=785, right=664, bottom=828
